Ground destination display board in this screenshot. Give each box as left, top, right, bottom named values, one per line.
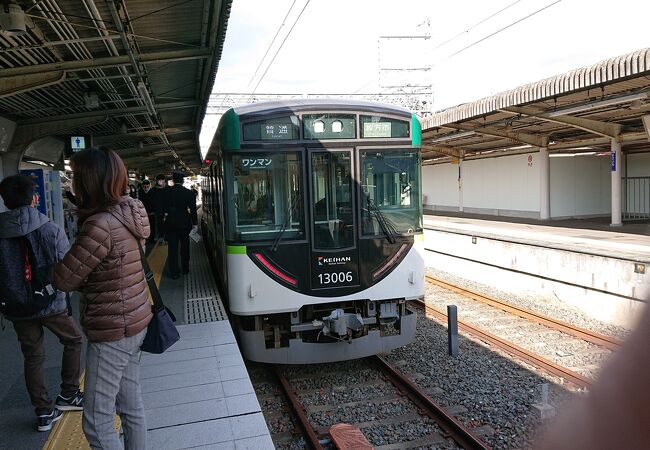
left=242, top=116, right=299, bottom=141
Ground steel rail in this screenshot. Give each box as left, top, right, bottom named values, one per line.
left=413, top=299, right=592, bottom=388
left=272, top=366, right=324, bottom=450
left=372, top=355, right=491, bottom=450
left=425, top=275, right=622, bottom=351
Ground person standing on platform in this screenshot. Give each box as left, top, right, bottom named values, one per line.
left=150, top=174, right=167, bottom=243
left=138, top=179, right=156, bottom=244
left=163, top=171, right=198, bottom=279
left=0, top=174, right=84, bottom=432
left=53, top=148, right=152, bottom=450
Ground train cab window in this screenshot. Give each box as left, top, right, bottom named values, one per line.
left=226, top=152, right=304, bottom=242
left=360, top=115, right=410, bottom=138
left=311, top=151, right=355, bottom=249
left=360, top=149, right=422, bottom=236
left=303, top=114, right=356, bottom=139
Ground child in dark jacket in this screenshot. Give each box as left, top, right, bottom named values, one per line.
left=0, top=174, right=84, bottom=432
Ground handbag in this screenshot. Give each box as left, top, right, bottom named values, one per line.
left=110, top=213, right=180, bottom=353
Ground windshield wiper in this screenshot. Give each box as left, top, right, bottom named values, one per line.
left=366, top=196, right=397, bottom=244
left=271, top=193, right=300, bottom=252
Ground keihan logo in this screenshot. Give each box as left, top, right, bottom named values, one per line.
left=317, top=256, right=351, bottom=266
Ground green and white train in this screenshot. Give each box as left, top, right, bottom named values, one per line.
left=201, top=99, right=424, bottom=364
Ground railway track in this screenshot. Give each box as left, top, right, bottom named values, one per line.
left=425, top=275, right=622, bottom=351
left=256, top=358, right=491, bottom=450
left=420, top=275, right=624, bottom=387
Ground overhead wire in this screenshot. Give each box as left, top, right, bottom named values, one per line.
left=246, top=0, right=298, bottom=89
left=435, top=0, right=524, bottom=49
left=440, top=0, right=563, bottom=62
left=248, top=0, right=311, bottom=101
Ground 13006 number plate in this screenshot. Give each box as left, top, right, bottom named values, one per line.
left=317, top=271, right=353, bottom=285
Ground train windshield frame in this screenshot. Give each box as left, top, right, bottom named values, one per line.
left=309, top=149, right=356, bottom=250
left=360, top=148, right=422, bottom=237
left=224, top=151, right=305, bottom=243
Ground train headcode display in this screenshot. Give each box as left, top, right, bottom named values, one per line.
left=242, top=117, right=299, bottom=141
left=262, top=124, right=292, bottom=139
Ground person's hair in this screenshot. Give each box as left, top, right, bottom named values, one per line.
left=0, top=174, right=35, bottom=209
left=142, top=179, right=151, bottom=185
left=155, top=174, right=166, bottom=181
left=172, top=171, right=184, bottom=184
left=70, top=148, right=128, bottom=222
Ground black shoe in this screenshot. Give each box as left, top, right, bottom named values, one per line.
left=55, top=390, right=84, bottom=411
left=37, top=409, right=63, bottom=432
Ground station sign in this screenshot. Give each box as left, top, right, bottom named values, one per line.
left=64, top=134, right=92, bottom=156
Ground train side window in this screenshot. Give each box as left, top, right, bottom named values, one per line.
left=310, top=151, right=355, bottom=249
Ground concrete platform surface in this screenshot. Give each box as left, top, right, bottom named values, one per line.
left=141, top=321, right=272, bottom=450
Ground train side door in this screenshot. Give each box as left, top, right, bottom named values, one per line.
left=308, top=149, right=360, bottom=290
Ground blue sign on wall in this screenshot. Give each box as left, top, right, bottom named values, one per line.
left=20, top=169, right=47, bottom=216
left=611, top=152, right=616, bottom=171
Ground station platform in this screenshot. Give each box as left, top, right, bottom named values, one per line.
left=0, top=239, right=272, bottom=450
left=422, top=212, right=650, bottom=328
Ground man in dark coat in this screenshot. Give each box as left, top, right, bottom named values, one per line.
left=138, top=179, right=156, bottom=243
left=0, top=175, right=84, bottom=432
left=149, top=174, right=167, bottom=241
left=162, top=171, right=198, bottom=279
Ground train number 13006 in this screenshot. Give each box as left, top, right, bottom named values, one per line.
left=317, top=271, right=353, bottom=285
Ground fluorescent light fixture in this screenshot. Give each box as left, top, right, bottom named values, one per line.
left=548, top=92, right=647, bottom=117
left=550, top=152, right=597, bottom=158
left=137, top=81, right=156, bottom=115
left=429, top=130, right=475, bottom=143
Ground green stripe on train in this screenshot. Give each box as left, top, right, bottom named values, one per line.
left=227, top=245, right=247, bottom=254
left=411, top=113, right=422, bottom=146
left=220, top=108, right=241, bottom=150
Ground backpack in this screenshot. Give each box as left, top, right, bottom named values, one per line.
left=0, top=236, right=57, bottom=317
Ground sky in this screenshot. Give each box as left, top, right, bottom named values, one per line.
left=200, top=0, right=650, bottom=155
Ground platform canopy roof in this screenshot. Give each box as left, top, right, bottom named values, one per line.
left=421, top=48, right=650, bottom=164
left=0, top=0, right=232, bottom=173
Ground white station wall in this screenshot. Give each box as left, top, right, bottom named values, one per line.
left=423, top=153, right=540, bottom=217
left=422, top=163, right=458, bottom=210
left=463, top=154, right=540, bottom=216
left=627, top=153, right=650, bottom=176
left=421, top=152, right=649, bottom=219
left=550, top=154, right=611, bottom=218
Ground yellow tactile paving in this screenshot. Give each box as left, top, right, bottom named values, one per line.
left=43, top=243, right=167, bottom=449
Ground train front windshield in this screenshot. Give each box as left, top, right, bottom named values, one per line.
left=360, top=149, right=422, bottom=235
left=226, top=152, right=305, bottom=242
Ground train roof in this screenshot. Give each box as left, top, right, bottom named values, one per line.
left=230, top=99, right=413, bottom=118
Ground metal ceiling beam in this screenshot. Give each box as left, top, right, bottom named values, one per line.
left=549, top=131, right=648, bottom=150
left=94, top=127, right=195, bottom=145
left=0, top=71, right=66, bottom=98
left=9, top=117, right=110, bottom=153
left=117, top=140, right=195, bottom=157
left=441, top=122, right=547, bottom=147
left=501, top=106, right=622, bottom=139
left=0, top=48, right=213, bottom=77
left=421, top=144, right=462, bottom=158
left=17, top=100, right=198, bottom=125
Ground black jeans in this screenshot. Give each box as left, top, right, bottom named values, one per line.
left=12, top=313, right=83, bottom=415
left=166, top=229, right=190, bottom=277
